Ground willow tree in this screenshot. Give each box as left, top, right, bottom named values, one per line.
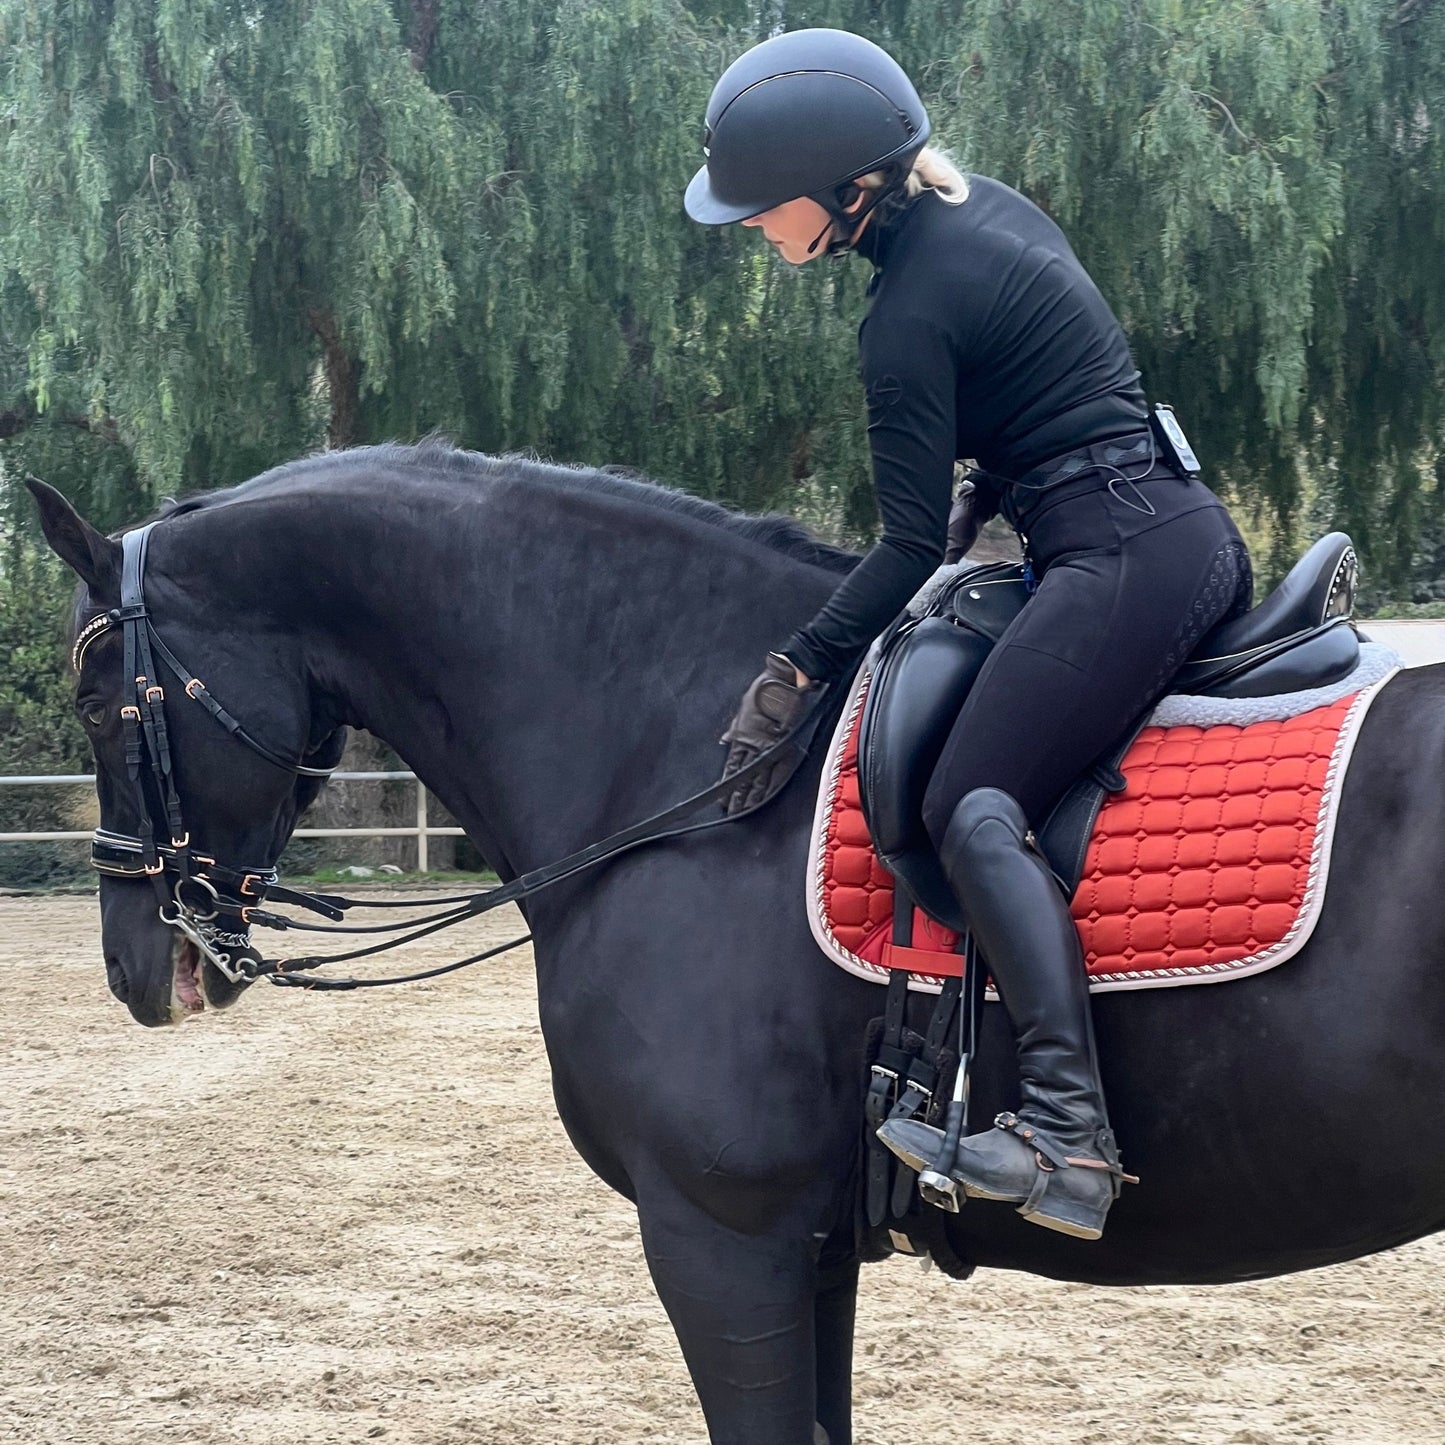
left=0, top=0, right=874, bottom=858
left=0, top=0, right=870, bottom=535
left=1, top=0, right=1442, bottom=569
left=897, top=0, right=1445, bottom=584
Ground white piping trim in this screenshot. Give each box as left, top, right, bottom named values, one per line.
left=806, top=668, right=1401, bottom=997
left=805, top=665, right=887, bottom=978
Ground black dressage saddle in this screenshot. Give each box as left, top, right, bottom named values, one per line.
left=858, top=532, right=1360, bottom=932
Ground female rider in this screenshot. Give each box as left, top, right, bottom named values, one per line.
left=685, top=28, right=1252, bottom=1241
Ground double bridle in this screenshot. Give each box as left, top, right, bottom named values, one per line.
left=82, top=522, right=825, bottom=993
left=82, top=523, right=363, bottom=983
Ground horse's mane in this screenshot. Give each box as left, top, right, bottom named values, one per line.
left=159, top=439, right=861, bottom=577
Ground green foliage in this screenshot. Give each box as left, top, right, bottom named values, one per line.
left=0, top=526, right=93, bottom=882
left=897, top=0, right=1443, bottom=581
left=0, top=536, right=86, bottom=778
left=0, top=0, right=1441, bottom=699
left=0, top=0, right=874, bottom=523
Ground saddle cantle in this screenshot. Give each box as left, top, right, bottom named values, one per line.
left=1173, top=532, right=1359, bottom=696
left=857, top=534, right=1361, bottom=934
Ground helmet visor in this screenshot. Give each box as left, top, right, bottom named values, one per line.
left=684, top=163, right=773, bottom=225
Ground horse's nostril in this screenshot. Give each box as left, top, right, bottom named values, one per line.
left=105, top=956, right=131, bottom=1003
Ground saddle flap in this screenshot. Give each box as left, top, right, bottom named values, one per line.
left=933, top=561, right=1035, bottom=643
left=854, top=536, right=1364, bottom=934
left=857, top=617, right=999, bottom=930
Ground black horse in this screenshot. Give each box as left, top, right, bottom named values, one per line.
left=30, top=443, right=1445, bottom=1445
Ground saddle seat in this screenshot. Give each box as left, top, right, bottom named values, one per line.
left=858, top=533, right=1361, bottom=932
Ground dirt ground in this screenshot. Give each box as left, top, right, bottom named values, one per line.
left=2, top=892, right=1441, bottom=1445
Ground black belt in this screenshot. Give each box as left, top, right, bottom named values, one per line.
left=1012, top=430, right=1154, bottom=492
left=986, top=430, right=1158, bottom=532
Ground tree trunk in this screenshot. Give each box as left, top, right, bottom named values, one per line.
left=297, top=731, right=458, bottom=873
left=408, top=1, right=440, bottom=70
left=308, top=308, right=359, bottom=451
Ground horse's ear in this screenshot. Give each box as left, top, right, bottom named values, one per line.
left=26, top=477, right=122, bottom=595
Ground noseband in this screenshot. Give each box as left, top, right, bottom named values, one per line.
left=83, top=523, right=340, bottom=983
left=85, top=521, right=831, bottom=993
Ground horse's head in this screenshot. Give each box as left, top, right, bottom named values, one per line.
left=29, top=480, right=345, bottom=1027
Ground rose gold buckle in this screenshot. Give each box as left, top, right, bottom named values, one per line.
left=120, top=705, right=141, bottom=722
left=143, top=859, right=165, bottom=876
left=240, top=874, right=264, bottom=896
left=145, top=685, right=165, bottom=704
left=185, top=678, right=205, bottom=698
left=170, top=833, right=189, bottom=849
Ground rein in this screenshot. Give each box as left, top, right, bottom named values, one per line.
left=86, top=522, right=828, bottom=992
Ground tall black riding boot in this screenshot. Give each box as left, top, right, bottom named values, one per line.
left=877, top=787, right=1135, bottom=1239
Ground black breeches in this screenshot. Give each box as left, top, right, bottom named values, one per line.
left=921, top=481, right=1251, bottom=844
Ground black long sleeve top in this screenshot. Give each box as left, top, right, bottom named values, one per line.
left=783, top=176, right=1148, bottom=683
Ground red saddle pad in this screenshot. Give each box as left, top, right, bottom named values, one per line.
left=807, top=670, right=1392, bottom=994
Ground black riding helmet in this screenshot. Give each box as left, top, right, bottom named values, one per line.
left=684, top=28, right=930, bottom=250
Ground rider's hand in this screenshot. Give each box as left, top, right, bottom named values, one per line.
left=719, top=652, right=824, bottom=815
left=945, top=479, right=983, bottom=564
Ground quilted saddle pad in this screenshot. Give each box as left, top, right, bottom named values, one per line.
left=807, top=668, right=1395, bottom=995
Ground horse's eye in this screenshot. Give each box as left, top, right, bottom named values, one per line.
left=82, top=705, right=106, bottom=727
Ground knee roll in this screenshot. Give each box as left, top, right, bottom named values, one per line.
left=924, top=781, right=1027, bottom=853
left=935, top=786, right=1031, bottom=873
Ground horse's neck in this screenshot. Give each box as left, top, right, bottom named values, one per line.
left=298, top=497, right=837, bottom=875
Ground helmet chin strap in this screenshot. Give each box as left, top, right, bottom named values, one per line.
left=807, top=178, right=899, bottom=257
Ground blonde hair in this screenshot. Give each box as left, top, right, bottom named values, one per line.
left=857, top=146, right=970, bottom=206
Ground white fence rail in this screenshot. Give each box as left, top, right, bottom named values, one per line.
left=1360, top=620, right=1445, bottom=668
left=0, top=771, right=461, bottom=872
left=7, top=622, right=1444, bottom=872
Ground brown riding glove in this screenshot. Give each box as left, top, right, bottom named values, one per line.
left=719, top=651, right=825, bottom=816
left=945, top=478, right=984, bottom=564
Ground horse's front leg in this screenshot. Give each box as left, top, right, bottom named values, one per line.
left=637, top=1190, right=827, bottom=1445
left=813, top=1250, right=858, bottom=1445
